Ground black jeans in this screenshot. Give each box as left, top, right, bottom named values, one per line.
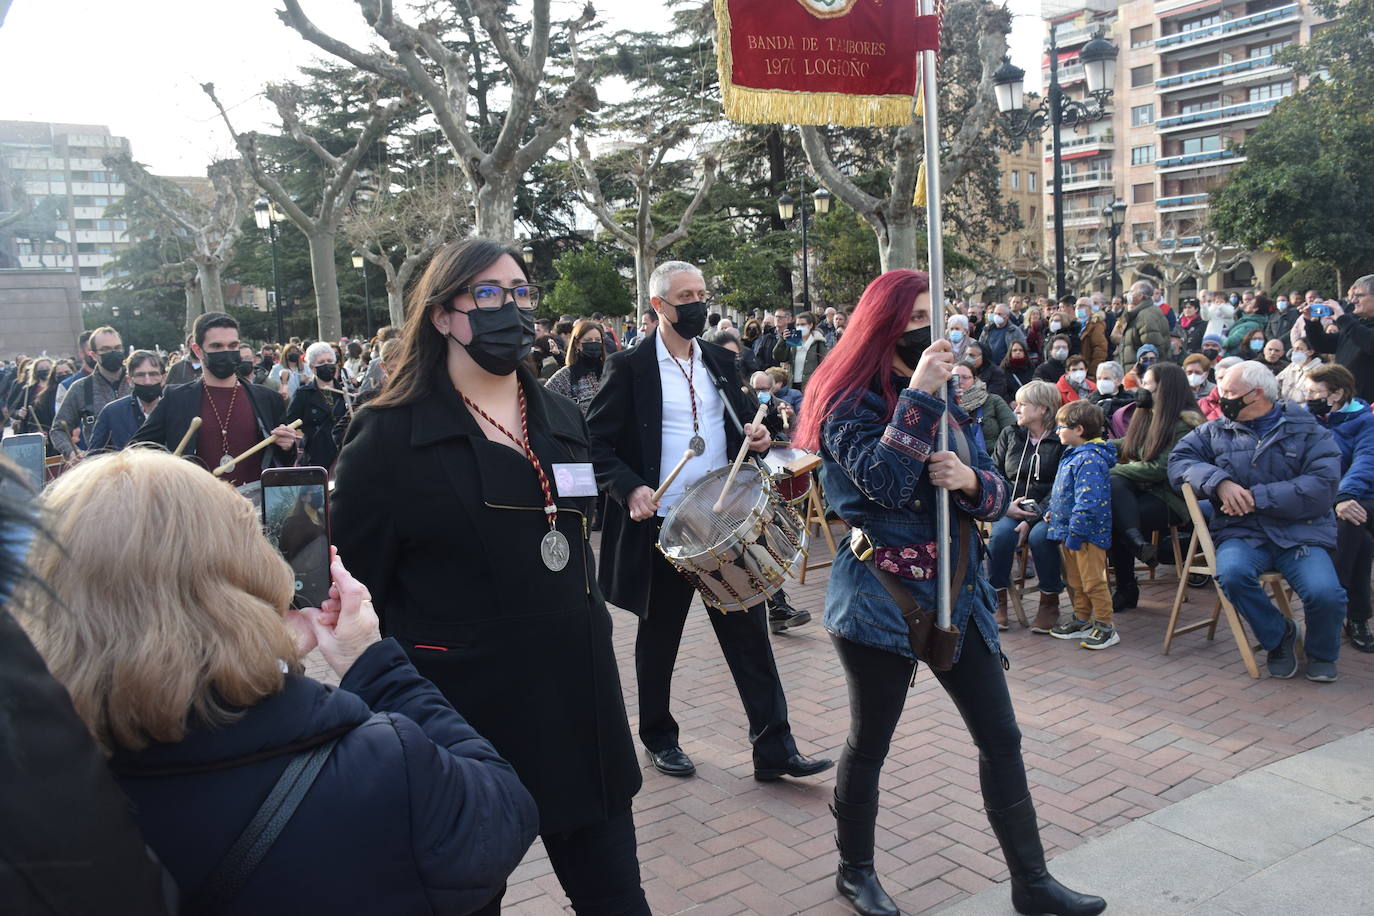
left=635, top=541, right=798, bottom=766
left=1109, top=476, right=1183, bottom=589
left=831, top=634, right=1028, bottom=811
left=473, top=806, right=649, bottom=915
left=1335, top=500, right=1374, bottom=624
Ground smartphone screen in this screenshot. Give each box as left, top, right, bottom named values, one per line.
left=1, top=433, right=47, bottom=498
left=262, top=468, right=331, bottom=608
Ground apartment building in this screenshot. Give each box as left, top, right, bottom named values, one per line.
left=995, top=138, right=1050, bottom=298
left=0, top=121, right=132, bottom=306
left=1039, top=0, right=1328, bottom=294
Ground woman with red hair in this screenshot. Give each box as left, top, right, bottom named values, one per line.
left=796, top=271, right=1105, bottom=916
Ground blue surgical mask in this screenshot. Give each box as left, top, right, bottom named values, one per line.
left=757, top=390, right=772, bottom=404
left=1249, top=339, right=1263, bottom=351
left=949, top=330, right=964, bottom=344
left=1076, top=308, right=1088, bottom=321
left=1277, top=299, right=1289, bottom=311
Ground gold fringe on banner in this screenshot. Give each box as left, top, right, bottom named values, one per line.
left=913, top=83, right=928, bottom=207
left=714, top=0, right=916, bottom=128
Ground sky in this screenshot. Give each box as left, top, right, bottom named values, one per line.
left=0, top=0, right=1045, bottom=176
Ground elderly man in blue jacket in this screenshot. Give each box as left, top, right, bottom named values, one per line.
left=1169, top=361, right=1345, bottom=682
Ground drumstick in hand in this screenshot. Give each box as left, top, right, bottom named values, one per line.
left=213, top=419, right=303, bottom=477
left=713, top=403, right=768, bottom=512
left=173, top=417, right=202, bottom=457
left=652, top=448, right=697, bottom=503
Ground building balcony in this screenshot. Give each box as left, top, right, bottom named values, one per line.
left=1052, top=24, right=1094, bottom=47
left=1156, top=192, right=1210, bottom=211
left=1054, top=170, right=1115, bottom=189
left=1156, top=149, right=1246, bottom=172
left=17, top=255, right=74, bottom=269
left=1156, top=235, right=1203, bottom=248
left=1156, top=98, right=1278, bottom=131
left=1045, top=209, right=1106, bottom=228
left=1155, top=54, right=1278, bottom=91
left=1045, top=132, right=1115, bottom=158
left=1154, top=4, right=1300, bottom=53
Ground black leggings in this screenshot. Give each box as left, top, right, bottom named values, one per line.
left=831, top=634, right=1028, bottom=810
left=1109, top=476, right=1184, bottom=588
left=1335, top=500, right=1374, bottom=625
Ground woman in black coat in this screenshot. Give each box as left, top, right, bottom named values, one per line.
left=284, top=343, right=350, bottom=471
left=331, top=239, right=647, bottom=915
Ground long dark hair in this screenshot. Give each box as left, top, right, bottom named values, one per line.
left=795, top=270, right=930, bottom=451
left=1120, top=361, right=1200, bottom=462
left=371, top=238, right=525, bottom=410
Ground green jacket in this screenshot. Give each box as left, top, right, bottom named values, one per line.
left=1109, top=411, right=1202, bottom=519
left=1223, top=313, right=1268, bottom=356
left=975, top=394, right=1015, bottom=454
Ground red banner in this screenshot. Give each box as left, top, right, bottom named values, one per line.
left=716, top=0, right=933, bottom=127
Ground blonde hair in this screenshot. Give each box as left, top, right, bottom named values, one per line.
left=16, top=448, right=298, bottom=752
left=1015, top=379, right=1062, bottom=417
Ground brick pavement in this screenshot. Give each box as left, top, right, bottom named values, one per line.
left=305, top=534, right=1374, bottom=914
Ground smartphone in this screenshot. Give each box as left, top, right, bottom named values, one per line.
left=1310, top=304, right=1332, bottom=318
left=1, top=432, right=47, bottom=497
left=261, top=467, right=332, bottom=609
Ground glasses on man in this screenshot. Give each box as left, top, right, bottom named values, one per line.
left=93, top=344, right=123, bottom=355
left=131, top=369, right=164, bottom=382
left=457, top=284, right=541, bottom=311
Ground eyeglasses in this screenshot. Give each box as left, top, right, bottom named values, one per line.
left=93, top=345, right=123, bottom=355
left=456, top=284, right=541, bottom=311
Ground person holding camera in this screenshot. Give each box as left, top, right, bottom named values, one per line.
left=1301, top=276, right=1374, bottom=402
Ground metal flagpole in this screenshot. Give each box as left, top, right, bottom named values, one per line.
left=918, top=0, right=952, bottom=630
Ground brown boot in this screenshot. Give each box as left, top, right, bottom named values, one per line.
left=995, top=589, right=1010, bottom=631
left=1030, top=592, right=1060, bottom=634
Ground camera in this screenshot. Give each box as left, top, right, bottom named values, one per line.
left=1311, top=304, right=1333, bottom=318
left=1017, top=497, right=1042, bottom=516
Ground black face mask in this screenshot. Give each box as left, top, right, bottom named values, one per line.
left=313, top=364, right=337, bottom=383
left=1306, top=398, right=1332, bottom=418
left=262, top=356, right=276, bottom=370
left=1218, top=391, right=1253, bottom=422
left=83, top=353, right=96, bottom=371
left=894, top=326, right=932, bottom=370
left=203, top=350, right=240, bottom=380
left=1135, top=388, right=1154, bottom=409
left=133, top=382, right=163, bottom=403
left=99, top=350, right=125, bottom=374
left=667, top=301, right=708, bottom=340
left=236, top=360, right=254, bottom=379
left=33, top=368, right=51, bottom=382
left=452, top=301, right=536, bottom=376
left=580, top=341, right=604, bottom=360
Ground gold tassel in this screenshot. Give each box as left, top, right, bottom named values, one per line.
left=914, top=159, right=927, bottom=208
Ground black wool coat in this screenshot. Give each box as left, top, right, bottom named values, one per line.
left=330, top=367, right=640, bottom=835
left=586, top=331, right=757, bottom=618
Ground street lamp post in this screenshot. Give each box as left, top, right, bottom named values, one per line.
left=777, top=179, right=832, bottom=316
left=253, top=197, right=287, bottom=344
left=1102, top=199, right=1127, bottom=299
left=994, top=29, right=1119, bottom=299
left=351, top=250, right=372, bottom=339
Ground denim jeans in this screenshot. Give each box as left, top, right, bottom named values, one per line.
left=1213, top=539, right=1345, bottom=662
left=986, top=514, right=1062, bottom=593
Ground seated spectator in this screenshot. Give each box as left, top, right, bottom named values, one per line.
left=1121, top=344, right=1159, bottom=390
left=946, top=313, right=972, bottom=363
left=13, top=449, right=539, bottom=911
left=1107, top=362, right=1201, bottom=613
left=1182, top=353, right=1215, bottom=400
left=954, top=361, right=1014, bottom=456
left=1276, top=339, right=1321, bottom=402
left=1089, top=360, right=1134, bottom=433
left=765, top=365, right=803, bottom=413
left=1223, top=294, right=1271, bottom=356
left=986, top=380, right=1066, bottom=632
left=1177, top=298, right=1205, bottom=353
left=1024, top=306, right=1046, bottom=358
left=1199, top=357, right=1242, bottom=420
left=1034, top=334, right=1071, bottom=384
left=1267, top=294, right=1299, bottom=343
left=1170, top=361, right=1345, bottom=681
left=1303, top=364, right=1374, bottom=654
left=1055, top=353, right=1096, bottom=404
left=1201, top=296, right=1235, bottom=340
left=1200, top=333, right=1224, bottom=366
left=1001, top=339, right=1038, bottom=394
left=1233, top=327, right=1267, bottom=361
left=965, top=342, right=1009, bottom=401
left=1260, top=338, right=1289, bottom=375
left=978, top=301, right=1027, bottom=366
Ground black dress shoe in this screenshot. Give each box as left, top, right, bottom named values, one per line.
left=1347, top=619, right=1374, bottom=653
left=755, top=753, right=835, bottom=782
left=768, top=599, right=813, bottom=633
left=648, top=746, right=696, bottom=777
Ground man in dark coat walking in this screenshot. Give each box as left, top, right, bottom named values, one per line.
left=588, top=260, right=832, bottom=782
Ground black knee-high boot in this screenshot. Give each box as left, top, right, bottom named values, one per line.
left=986, top=796, right=1106, bottom=916
left=832, top=797, right=899, bottom=916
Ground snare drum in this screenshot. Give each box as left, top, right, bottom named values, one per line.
left=657, top=461, right=808, bottom=613
left=761, top=442, right=820, bottom=506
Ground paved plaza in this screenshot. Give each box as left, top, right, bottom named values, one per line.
left=308, top=536, right=1374, bottom=914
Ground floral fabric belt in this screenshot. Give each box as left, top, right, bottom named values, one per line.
left=872, top=543, right=938, bottom=581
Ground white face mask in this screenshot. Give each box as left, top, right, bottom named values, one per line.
left=1292, top=351, right=1309, bottom=365
left=1096, top=378, right=1118, bottom=395
left=1049, top=320, right=1062, bottom=332
left=1051, top=348, right=1068, bottom=361
left=1068, top=369, right=1087, bottom=384
left=1187, top=372, right=1206, bottom=387
left=992, top=314, right=1007, bottom=326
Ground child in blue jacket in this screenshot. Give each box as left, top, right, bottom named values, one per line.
left=1045, top=400, right=1119, bottom=649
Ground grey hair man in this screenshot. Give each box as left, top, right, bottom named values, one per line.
left=1112, top=279, right=1169, bottom=366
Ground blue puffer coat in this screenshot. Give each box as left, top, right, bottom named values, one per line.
left=1168, top=401, right=1341, bottom=549
left=818, top=381, right=1011, bottom=663
left=1321, top=399, right=1374, bottom=504
left=1045, top=439, right=1117, bottom=550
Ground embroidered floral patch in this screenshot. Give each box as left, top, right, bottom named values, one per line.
left=874, top=543, right=938, bottom=580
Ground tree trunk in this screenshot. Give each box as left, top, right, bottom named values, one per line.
left=197, top=259, right=225, bottom=318
left=633, top=245, right=652, bottom=320
left=474, top=176, right=517, bottom=242
left=884, top=216, right=920, bottom=272
left=386, top=284, right=406, bottom=327
left=183, top=276, right=205, bottom=336
left=308, top=230, right=342, bottom=341
left=765, top=127, right=794, bottom=301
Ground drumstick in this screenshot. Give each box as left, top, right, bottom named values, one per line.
left=652, top=448, right=697, bottom=503
left=782, top=406, right=790, bottom=430
left=713, top=403, right=768, bottom=512
left=212, top=419, right=303, bottom=477
left=172, top=417, right=202, bottom=457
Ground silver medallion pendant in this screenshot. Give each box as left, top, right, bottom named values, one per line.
left=540, top=529, right=571, bottom=572
left=689, top=435, right=706, bottom=455
left=218, top=454, right=234, bottom=468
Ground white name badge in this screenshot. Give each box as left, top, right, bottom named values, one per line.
left=552, top=462, right=598, bottom=498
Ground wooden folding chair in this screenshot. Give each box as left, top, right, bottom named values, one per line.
left=1003, top=540, right=1033, bottom=628
left=1163, top=483, right=1298, bottom=678
left=798, top=471, right=842, bottom=585
left=1135, top=525, right=1187, bottom=585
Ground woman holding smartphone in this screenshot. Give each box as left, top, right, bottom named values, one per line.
left=331, top=239, right=646, bottom=915
left=795, top=270, right=1105, bottom=916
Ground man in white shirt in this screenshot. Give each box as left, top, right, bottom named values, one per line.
left=588, top=260, right=833, bottom=783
